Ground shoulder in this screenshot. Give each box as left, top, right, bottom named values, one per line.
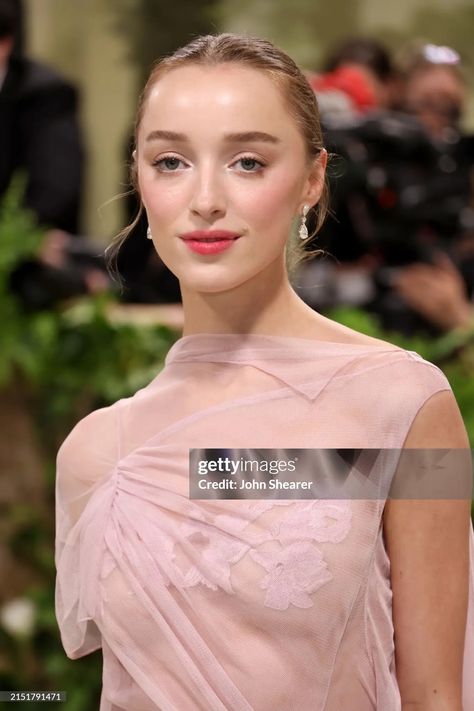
left=309, top=314, right=453, bottom=400
left=11, top=57, right=78, bottom=107
left=331, top=342, right=456, bottom=447
left=369, top=348, right=453, bottom=421
left=345, top=329, right=452, bottom=391
left=311, top=313, right=403, bottom=350
left=403, top=387, right=469, bottom=449
left=333, top=335, right=451, bottom=396
left=56, top=400, right=122, bottom=491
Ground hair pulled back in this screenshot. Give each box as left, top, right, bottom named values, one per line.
left=106, top=33, right=329, bottom=281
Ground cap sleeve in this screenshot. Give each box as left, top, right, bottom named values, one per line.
left=55, top=402, right=120, bottom=659
left=376, top=351, right=453, bottom=449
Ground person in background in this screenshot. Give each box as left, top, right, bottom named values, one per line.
left=0, top=0, right=83, bottom=233
left=0, top=0, right=109, bottom=308
left=319, top=37, right=398, bottom=112
left=296, top=38, right=400, bottom=320
left=398, top=42, right=466, bottom=142
left=305, top=37, right=397, bottom=125
left=389, top=43, right=474, bottom=334
left=297, top=38, right=474, bottom=338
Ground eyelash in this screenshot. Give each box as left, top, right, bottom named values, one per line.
left=236, top=155, right=267, bottom=172
left=151, top=154, right=267, bottom=173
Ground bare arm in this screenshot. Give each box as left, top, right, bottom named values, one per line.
left=383, top=390, right=471, bottom=710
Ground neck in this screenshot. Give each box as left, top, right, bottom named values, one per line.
left=180, top=256, right=324, bottom=338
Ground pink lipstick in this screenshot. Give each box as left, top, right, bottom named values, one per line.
left=180, top=230, right=241, bottom=255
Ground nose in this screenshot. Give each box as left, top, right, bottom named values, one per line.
left=189, top=165, right=226, bottom=222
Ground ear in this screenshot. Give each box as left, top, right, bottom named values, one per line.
left=302, top=148, right=327, bottom=208
left=131, top=149, right=142, bottom=195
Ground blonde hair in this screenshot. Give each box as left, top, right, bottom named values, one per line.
left=106, top=33, right=329, bottom=282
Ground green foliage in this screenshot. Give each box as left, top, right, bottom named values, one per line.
left=0, top=175, right=45, bottom=283
left=32, top=295, right=178, bottom=452
left=0, top=183, right=180, bottom=709
left=0, top=175, right=47, bottom=386
left=0, top=514, right=103, bottom=710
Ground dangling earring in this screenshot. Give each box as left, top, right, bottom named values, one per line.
left=146, top=226, right=153, bottom=240
left=298, top=205, right=310, bottom=240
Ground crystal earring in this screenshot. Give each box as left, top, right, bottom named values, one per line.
left=146, top=226, right=153, bottom=240
left=298, top=204, right=310, bottom=240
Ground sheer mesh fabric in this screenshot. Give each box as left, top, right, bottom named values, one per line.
left=55, top=334, right=474, bottom=710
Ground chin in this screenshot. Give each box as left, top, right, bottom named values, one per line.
left=174, top=259, right=279, bottom=295
left=181, top=278, right=246, bottom=295
left=177, top=269, right=253, bottom=294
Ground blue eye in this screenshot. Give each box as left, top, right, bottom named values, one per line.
left=153, top=156, right=185, bottom=172
left=235, top=156, right=266, bottom=172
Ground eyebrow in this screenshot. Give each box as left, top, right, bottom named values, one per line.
left=145, top=130, right=281, bottom=144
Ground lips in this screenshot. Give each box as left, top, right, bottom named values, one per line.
left=180, top=232, right=241, bottom=255
left=180, top=231, right=240, bottom=242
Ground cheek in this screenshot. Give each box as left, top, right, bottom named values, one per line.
left=240, top=168, right=301, bottom=226
left=139, top=170, right=188, bottom=221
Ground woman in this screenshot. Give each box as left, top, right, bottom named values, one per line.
left=55, top=34, right=474, bottom=710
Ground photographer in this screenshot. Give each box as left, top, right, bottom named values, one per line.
left=298, top=40, right=474, bottom=338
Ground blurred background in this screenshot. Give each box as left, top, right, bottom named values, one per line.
left=1, top=0, right=474, bottom=708
left=24, top=0, right=474, bottom=242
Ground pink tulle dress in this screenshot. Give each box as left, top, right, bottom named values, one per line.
left=55, top=333, right=474, bottom=710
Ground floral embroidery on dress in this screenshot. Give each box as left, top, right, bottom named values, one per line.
left=269, top=501, right=352, bottom=545
left=174, top=500, right=352, bottom=609
left=249, top=542, right=333, bottom=610
left=180, top=531, right=250, bottom=594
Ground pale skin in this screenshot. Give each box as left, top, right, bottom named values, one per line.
left=384, top=392, right=471, bottom=711
left=135, top=63, right=471, bottom=709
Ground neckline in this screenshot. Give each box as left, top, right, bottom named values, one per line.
left=165, top=331, right=402, bottom=365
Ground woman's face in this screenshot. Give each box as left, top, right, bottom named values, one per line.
left=136, top=63, right=325, bottom=294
